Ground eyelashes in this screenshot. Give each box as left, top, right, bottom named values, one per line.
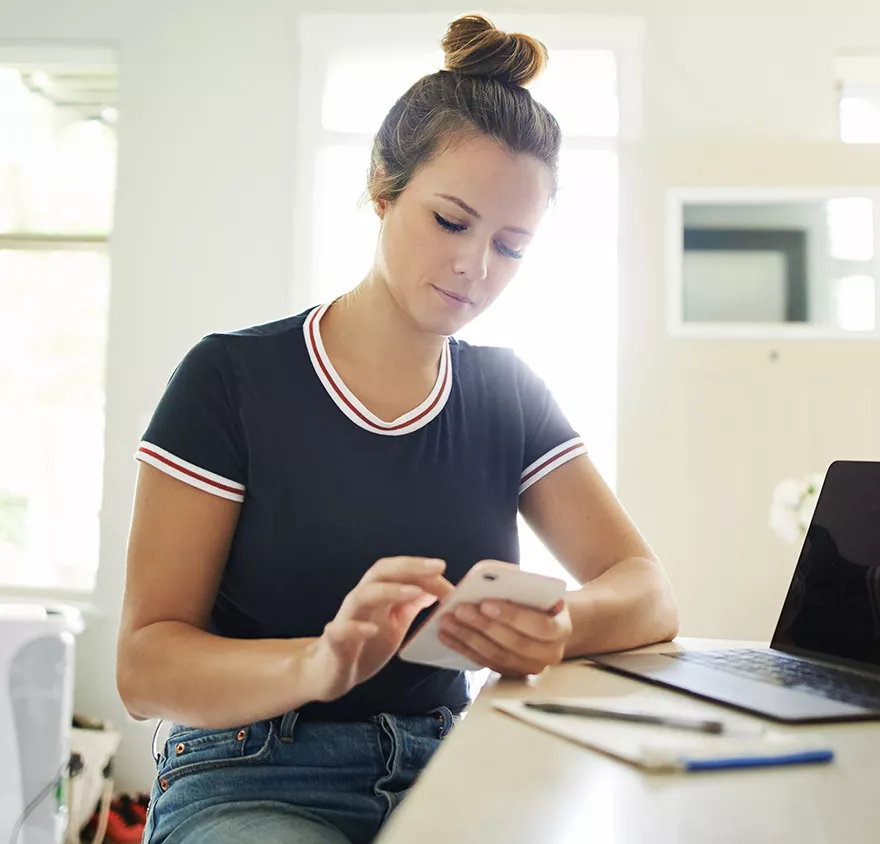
left=433, top=213, right=524, bottom=260
left=433, top=212, right=467, bottom=233
left=496, top=243, right=524, bottom=260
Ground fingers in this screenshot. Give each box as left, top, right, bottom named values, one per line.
left=437, top=602, right=571, bottom=676
left=364, top=556, right=444, bottom=581
left=411, top=589, right=443, bottom=613
left=445, top=604, right=535, bottom=653
left=476, top=600, right=569, bottom=642
left=429, top=575, right=456, bottom=602
left=439, top=618, right=541, bottom=674
left=345, top=582, right=431, bottom=613
left=361, top=557, right=454, bottom=600
left=322, top=618, right=379, bottom=646
left=436, top=623, right=530, bottom=677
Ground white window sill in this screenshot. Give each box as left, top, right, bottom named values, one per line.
left=0, top=587, right=103, bottom=620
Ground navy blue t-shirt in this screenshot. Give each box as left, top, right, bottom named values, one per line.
left=136, top=304, right=585, bottom=720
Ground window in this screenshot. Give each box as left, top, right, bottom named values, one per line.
left=825, top=198, right=876, bottom=331
left=837, top=56, right=880, bottom=143
left=832, top=275, right=876, bottom=332
left=0, top=51, right=117, bottom=592
left=296, top=14, right=643, bottom=584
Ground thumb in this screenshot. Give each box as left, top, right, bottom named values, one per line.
left=397, top=592, right=440, bottom=627
left=323, top=618, right=379, bottom=648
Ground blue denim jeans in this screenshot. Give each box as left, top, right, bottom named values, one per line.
left=143, top=706, right=458, bottom=844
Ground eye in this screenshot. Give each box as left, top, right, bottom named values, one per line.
left=496, top=242, right=524, bottom=260
left=434, top=212, right=467, bottom=233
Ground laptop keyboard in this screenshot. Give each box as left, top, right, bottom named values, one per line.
left=670, top=649, right=880, bottom=710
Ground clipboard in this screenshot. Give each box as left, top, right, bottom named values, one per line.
left=493, top=697, right=835, bottom=773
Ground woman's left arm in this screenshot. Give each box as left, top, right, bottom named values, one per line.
left=519, top=454, right=679, bottom=657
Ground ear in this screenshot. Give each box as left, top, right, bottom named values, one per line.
left=371, top=167, right=389, bottom=219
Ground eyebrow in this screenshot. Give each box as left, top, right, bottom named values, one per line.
left=435, top=193, right=534, bottom=237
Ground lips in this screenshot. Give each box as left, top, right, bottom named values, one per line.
left=433, top=285, right=473, bottom=305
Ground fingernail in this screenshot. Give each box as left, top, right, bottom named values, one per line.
left=482, top=602, right=501, bottom=618
left=401, top=585, right=422, bottom=597
left=422, top=558, right=446, bottom=570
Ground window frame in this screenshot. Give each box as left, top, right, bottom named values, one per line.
left=666, top=186, right=880, bottom=340
left=0, top=44, right=116, bottom=601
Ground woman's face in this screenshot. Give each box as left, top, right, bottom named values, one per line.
left=373, top=133, right=552, bottom=336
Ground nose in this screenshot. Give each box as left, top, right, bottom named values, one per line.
left=451, top=239, right=489, bottom=284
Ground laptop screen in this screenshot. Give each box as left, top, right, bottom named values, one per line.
left=772, top=461, right=880, bottom=670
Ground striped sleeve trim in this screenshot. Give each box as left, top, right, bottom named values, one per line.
left=135, top=442, right=245, bottom=503
left=519, top=437, right=588, bottom=495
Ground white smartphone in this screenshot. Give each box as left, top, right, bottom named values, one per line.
left=397, top=561, right=567, bottom=672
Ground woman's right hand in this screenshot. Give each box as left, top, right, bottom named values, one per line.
left=303, top=557, right=454, bottom=704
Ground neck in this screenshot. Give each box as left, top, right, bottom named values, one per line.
left=321, top=273, right=446, bottom=378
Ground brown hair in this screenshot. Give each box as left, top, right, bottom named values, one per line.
left=368, top=14, right=561, bottom=206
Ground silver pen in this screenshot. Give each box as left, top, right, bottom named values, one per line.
left=523, top=701, right=726, bottom=734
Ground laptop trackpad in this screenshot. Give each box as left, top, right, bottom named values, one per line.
left=592, top=653, right=871, bottom=722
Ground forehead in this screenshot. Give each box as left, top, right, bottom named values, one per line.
left=408, top=134, right=552, bottom=225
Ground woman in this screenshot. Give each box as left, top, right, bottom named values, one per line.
left=118, top=14, right=678, bottom=844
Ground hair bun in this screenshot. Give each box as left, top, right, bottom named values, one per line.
left=441, top=14, right=548, bottom=88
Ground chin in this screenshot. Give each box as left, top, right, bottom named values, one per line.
left=413, top=311, right=461, bottom=337
left=410, top=287, right=481, bottom=336
left=417, top=301, right=478, bottom=337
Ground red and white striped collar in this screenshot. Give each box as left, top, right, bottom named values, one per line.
left=304, top=303, right=453, bottom=437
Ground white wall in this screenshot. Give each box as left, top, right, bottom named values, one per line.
left=3, top=0, right=880, bottom=792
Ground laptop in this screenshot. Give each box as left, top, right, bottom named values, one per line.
left=592, top=460, right=880, bottom=723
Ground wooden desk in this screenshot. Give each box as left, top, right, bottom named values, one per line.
left=377, top=639, right=880, bottom=844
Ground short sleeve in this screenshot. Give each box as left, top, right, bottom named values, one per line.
left=135, top=336, right=247, bottom=502
left=516, top=356, right=587, bottom=495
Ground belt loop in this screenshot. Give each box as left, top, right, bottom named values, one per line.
left=279, top=709, right=300, bottom=742
left=151, top=719, right=166, bottom=764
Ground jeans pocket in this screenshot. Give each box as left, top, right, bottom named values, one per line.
left=157, top=721, right=275, bottom=788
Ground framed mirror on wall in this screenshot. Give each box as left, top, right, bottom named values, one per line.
left=666, top=188, right=880, bottom=338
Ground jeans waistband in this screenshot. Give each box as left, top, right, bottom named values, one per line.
left=275, top=705, right=459, bottom=742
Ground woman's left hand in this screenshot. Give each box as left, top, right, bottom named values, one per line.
left=437, top=595, right=572, bottom=677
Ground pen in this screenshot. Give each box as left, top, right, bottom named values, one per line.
left=523, top=701, right=726, bottom=734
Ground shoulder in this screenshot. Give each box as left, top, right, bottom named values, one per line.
left=452, top=337, right=535, bottom=391
left=452, top=336, right=519, bottom=374
left=207, top=308, right=313, bottom=352
left=181, top=307, right=316, bottom=372
left=164, top=308, right=318, bottom=400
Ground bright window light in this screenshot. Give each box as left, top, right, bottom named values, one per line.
left=836, top=56, right=880, bottom=143
left=840, top=94, right=880, bottom=144
left=321, top=50, right=443, bottom=134
left=825, top=197, right=874, bottom=261
left=832, top=275, right=876, bottom=331
left=528, top=49, right=618, bottom=137
left=0, top=250, right=110, bottom=590
left=0, top=62, right=116, bottom=592
left=312, top=145, right=379, bottom=300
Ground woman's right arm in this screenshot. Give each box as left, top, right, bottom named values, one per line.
left=117, top=464, right=326, bottom=728
left=117, top=464, right=452, bottom=730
